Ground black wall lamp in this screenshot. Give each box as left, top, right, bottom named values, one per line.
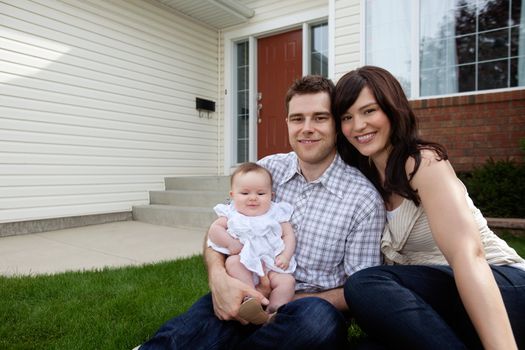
left=196, top=97, right=215, bottom=119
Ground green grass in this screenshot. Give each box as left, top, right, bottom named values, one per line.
left=497, top=230, right=525, bottom=257
left=1, top=235, right=524, bottom=350
left=0, top=255, right=208, bottom=350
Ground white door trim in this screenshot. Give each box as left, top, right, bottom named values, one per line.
left=222, top=6, right=330, bottom=174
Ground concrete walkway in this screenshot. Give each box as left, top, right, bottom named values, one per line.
left=0, top=221, right=205, bottom=277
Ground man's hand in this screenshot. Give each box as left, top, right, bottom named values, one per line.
left=209, top=271, right=269, bottom=324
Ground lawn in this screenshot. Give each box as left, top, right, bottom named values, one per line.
left=0, top=255, right=208, bottom=350
left=1, top=234, right=524, bottom=350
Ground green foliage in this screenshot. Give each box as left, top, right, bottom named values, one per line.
left=520, top=137, right=525, bottom=153
left=459, top=158, right=525, bottom=218
left=497, top=231, right=525, bottom=257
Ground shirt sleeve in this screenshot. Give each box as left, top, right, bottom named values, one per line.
left=273, top=201, right=293, bottom=222
left=213, top=203, right=230, bottom=217
left=344, top=197, right=385, bottom=276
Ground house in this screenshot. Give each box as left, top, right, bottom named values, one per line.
left=1, top=0, right=524, bottom=234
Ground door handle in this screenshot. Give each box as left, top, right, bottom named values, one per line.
left=257, top=103, right=262, bottom=123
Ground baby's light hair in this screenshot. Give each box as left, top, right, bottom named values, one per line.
left=231, top=162, right=273, bottom=188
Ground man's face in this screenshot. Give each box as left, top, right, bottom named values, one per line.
left=286, top=92, right=337, bottom=169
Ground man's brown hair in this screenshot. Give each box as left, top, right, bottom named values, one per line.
left=285, top=75, right=335, bottom=113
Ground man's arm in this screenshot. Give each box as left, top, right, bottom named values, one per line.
left=203, top=233, right=268, bottom=323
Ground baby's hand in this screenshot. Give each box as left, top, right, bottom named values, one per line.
left=275, top=255, right=289, bottom=270
left=228, top=240, right=243, bottom=255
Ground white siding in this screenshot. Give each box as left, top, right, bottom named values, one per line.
left=333, top=0, right=360, bottom=80
left=0, top=0, right=219, bottom=223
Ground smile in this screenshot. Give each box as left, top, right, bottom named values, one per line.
left=299, top=139, right=319, bottom=144
left=355, top=132, right=375, bottom=143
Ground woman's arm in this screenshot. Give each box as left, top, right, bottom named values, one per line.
left=409, top=151, right=517, bottom=350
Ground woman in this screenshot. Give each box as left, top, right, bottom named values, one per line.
left=334, top=65, right=525, bottom=349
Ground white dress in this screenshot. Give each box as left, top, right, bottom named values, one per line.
left=208, top=201, right=297, bottom=277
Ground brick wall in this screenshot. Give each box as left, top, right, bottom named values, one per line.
left=410, top=89, right=525, bottom=172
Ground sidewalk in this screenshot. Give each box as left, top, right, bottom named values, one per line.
left=0, top=221, right=205, bottom=277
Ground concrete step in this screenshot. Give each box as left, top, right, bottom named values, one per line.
left=164, top=176, right=229, bottom=191
left=149, top=190, right=229, bottom=207
left=132, top=204, right=216, bottom=229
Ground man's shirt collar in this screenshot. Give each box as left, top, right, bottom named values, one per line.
left=279, top=152, right=345, bottom=200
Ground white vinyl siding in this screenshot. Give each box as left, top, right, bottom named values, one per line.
left=334, top=0, right=360, bottom=80
left=0, top=0, right=219, bottom=223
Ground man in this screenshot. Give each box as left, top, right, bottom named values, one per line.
left=140, top=76, right=385, bottom=349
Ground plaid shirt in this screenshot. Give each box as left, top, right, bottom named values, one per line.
left=258, top=152, right=385, bottom=292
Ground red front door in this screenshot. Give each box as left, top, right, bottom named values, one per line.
left=257, top=29, right=302, bottom=159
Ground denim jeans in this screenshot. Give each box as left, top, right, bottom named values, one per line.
left=139, top=293, right=348, bottom=350
left=344, top=265, right=525, bottom=350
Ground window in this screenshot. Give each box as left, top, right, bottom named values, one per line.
left=365, top=0, right=525, bottom=98
left=311, top=23, right=329, bottom=77
left=236, top=41, right=249, bottom=163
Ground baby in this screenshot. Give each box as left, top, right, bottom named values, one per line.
left=207, top=162, right=296, bottom=324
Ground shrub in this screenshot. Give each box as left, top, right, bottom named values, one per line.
left=459, top=159, right=525, bottom=218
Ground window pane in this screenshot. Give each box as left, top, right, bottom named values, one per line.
left=478, top=59, right=508, bottom=90
left=511, top=26, right=521, bottom=56
left=237, top=67, right=248, bottom=91
left=419, top=0, right=524, bottom=96
left=237, top=113, right=248, bottom=138
left=366, top=0, right=412, bottom=94
left=456, top=34, right=476, bottom=64
left=421, top=66, right=459, bottom=95
left=310, top=23, right=328, bottom=77
left=237, top=91, right=248, bottom=119
left=237, top=140, right=248, bottom=164
left=478, top=28, right=510, bottom=61
left=510, top=57, right=520, bottom=86
left=455, top=3, right=477, bottom=35
left=458, top=64, right=476, bottom=92
left=512, top=0, right=523, bottom=25
left=478, top=0, right=509, bottom=32
left=236, top=41, right=249, bottom=163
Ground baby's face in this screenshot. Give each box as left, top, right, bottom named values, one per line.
left=230, top=171, right=272, bottom=217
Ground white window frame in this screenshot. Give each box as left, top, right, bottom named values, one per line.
left=363, top=0, right=524, bottom=100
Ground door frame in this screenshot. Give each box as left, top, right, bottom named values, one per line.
left=222, top=5, right=333, bottom=174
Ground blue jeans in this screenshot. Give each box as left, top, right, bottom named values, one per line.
left=140, top=294, right=348, bottom=350
left=344, top=265, right=525, bottom=350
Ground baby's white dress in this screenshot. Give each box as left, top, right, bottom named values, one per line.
left=208, top=201, right=297, bottom=277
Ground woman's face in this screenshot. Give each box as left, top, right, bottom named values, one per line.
left=340, top=86, right=392, bottom=162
